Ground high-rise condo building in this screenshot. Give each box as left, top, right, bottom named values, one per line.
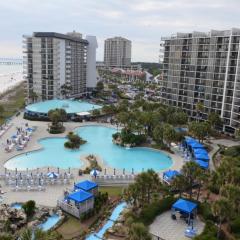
left=23, top=32, right=98, bottom=102
left=160, top=28, right=240, bottom=134
left=104, top=37, right=131, bottom=68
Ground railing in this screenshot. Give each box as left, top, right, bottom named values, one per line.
left=92, top=174, right=136, bottom=186
left=150, top=233, right=166, bottom=240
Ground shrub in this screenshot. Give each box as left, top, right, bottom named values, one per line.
left=49, top=126, right=65, bottom=134
left=230, top=216, right=240, bottom=234
left=22, top=200, right=36, bottom=218
left=194, top=220, right=218, bottom=240
left=138, top=196, right=176, bottom=225
left=223, top=145, right=240, bottom=157
left=64, top=132, right=86, bottom=149
left=198, top=202, right=216, bottom=222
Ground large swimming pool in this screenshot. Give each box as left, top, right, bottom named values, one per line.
left=4, top=126, right=173, bottom=172
left=25, top=99, right=101, bottom=114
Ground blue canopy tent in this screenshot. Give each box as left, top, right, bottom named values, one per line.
left=194, top=152, right=209, bottom=161
left=195, top=160, right=209, bottom=169
left=172, top=199, right=198, bottom=224
left=163, top=170, right=180, bottom=184
left=67, top=189, right=93, bottom=204
left=189, top=142, right=204, bottom=149
left=74, top=180, right=98, bottom=192
left=193, top=148, right=208, bottom=155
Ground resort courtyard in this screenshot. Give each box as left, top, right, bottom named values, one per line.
left=0, top=111, right=184, bottom=207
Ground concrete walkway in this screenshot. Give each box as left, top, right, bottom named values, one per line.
left=149, top=210, right=205, bottom=240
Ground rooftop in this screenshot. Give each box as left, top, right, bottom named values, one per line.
left=33, top=32, right=88, bottom=44
left=67, top=189, right=93, bottom=203
left=74, top=180, right=98, bottom=191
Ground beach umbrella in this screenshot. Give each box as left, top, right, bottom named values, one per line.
left=11, top=135, right=17, bottom=139
left=90, top=169, right=100, bottom=177
left=47, top=172, right=59, bottom=179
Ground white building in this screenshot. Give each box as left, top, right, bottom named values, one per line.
left=160, top=28, right=240, bottom=134
left=23, top=32, right=98, bottom=102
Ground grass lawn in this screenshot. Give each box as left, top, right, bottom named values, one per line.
left=99, top=186, right=125, bottom=197
left=0, top=83, right=25, bottom=124
left=56, top=215, right=85, bottom=240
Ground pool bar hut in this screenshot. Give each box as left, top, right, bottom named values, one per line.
left=58, top=180, right=98, bottom=219
left=171, top=198, right=198, bottom=225
left=74, top=180, right=98, bottom=195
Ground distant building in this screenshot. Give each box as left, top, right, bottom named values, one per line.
left=104, top=37, right=131, bottom=68
left=160, top=28, right=240, bottom=134
left=23, top=32, right=98, bottom=102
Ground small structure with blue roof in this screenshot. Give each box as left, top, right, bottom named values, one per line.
left=58, top=180, right=97, bottom=219
left=163, top=170, right=180, bottom=184
left=172, top=198, right=198, bottom=224
left=74, top=180, right=98, bottom=195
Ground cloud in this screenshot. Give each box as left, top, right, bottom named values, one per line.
left=0, top=0, right=240, bottom=62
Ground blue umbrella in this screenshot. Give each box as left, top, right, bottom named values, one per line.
left=90, top=169, right=100, bottom=177
left=11, top=135, right=17, bottom=139
left=47, top=172, right=59, bottom=178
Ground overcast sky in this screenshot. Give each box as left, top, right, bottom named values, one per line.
left=0, top=0, right=239, bottom=62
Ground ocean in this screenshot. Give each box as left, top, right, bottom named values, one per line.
left=0, top=59, right=23, bottom=94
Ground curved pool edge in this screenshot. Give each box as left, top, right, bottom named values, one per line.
left=4, top=124, right=175, bottom=172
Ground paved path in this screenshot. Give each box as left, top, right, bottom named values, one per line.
left=149, top=210, right=205, bottom=240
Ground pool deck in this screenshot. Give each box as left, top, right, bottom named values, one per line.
left=1, top=112, right=238, bottom=207
left=149, top=210, right=205, bottom=240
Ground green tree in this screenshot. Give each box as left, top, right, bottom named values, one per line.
left=163, top=124, right=176, bottom=146
left=181, top=161, right=203, bottom=199
left=212, top=198, right=231, bottom=239
left=153, top=124, right=164, bottom=145
left=29, top=91, right=38, bottom=103
left=189, top=121, right=210, bottom=142
left=0, top=105, right=4, bottom=118
left=129, top=223, right=152, bottom=240
left=196, top=102, right=204, bottom=121
left=92, top=109, right=101, bottom=116
left=0, top=234, right=13, bottom=240
left=96, top=81, right=104, bottom=92
left=22, top=200, right=36, bottom=218
left=207, top=112, right=221, bottom=130
left=220, top=184, right=240, bottom=214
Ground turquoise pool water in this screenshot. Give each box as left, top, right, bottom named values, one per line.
left=38, top=214, right=61, bottom=231
left=5, top=126, right=173, bottom=172
left=86, top=202, right=127, bottom=240
left=11, top=203, right=22, bottom=209
left=25, top=99, right=101, bottom=114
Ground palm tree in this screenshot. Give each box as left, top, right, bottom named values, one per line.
left=181, top=161, right=202, bottom=199
left=153, top=124, right=164, bottom=145
left=220, top=184, right=240, bottom=214
left=0, top=105, right=4, bottom=118
left=212, top=198, right=231, bottom=239
left=196, top=102, right=204, bottom=122
left=163, top=124, right=176, bottom=147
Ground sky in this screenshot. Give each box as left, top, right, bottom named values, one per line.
left=0, top=0, right=239, bottom=62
